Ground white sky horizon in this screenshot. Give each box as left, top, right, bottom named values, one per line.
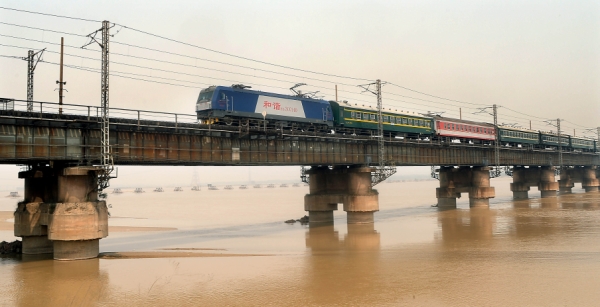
left=0, top=1, right=598, bottom=190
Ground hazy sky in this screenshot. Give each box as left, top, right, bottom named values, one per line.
left=0, top=1, right=598, bottom=189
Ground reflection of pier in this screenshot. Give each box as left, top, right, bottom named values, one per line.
left=437, top=193, right=600, bottom=246
left=437, top=208, right=495, bottom=245
left=13, top=256, right=109, bottom=306
left=304, top=223, right=380, bottom=305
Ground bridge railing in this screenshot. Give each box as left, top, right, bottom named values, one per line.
left=0, top=98, right=199, bottom=125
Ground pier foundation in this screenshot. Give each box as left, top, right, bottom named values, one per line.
left=559, top=166, right=599, bottom=193
left=304, top=166, right=378, bottom=224
left=436, top=166, right=495, bottom=209
left=510, top=166, right=558, bottom=199
left=14, top=166, right=108, bottom=260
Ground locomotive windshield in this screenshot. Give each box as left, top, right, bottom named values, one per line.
left=197, top=88, right=215, bottom=103
left=196, top=87, right=216, bottom=112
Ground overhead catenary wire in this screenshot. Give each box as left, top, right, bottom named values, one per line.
left=0, top=9, right=594, bottom=131
left=0, top=6, right=101, bottom=23
left=0, top=28, right=494, bottom=113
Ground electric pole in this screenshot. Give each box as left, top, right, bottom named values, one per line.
left=358, top=79, right=396, bottom=186
left=376, top=79, right=384, bottom=170
left=84, top=20, right=115, bottom=192
left=544, top=118, right=564, bottom=171
left=493, top=104, right=499, bottom=177
left=474, top=104, right=501, bottom=177
left=27, top=50, right=33, bottom=107
left=23, top=48, right=45, bottom=112
left=56, top=37, right=66, bottom=114
left=557, top=118, right=562, bottom=169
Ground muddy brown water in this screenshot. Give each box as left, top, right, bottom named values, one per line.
left=1, top=177, right=599, bottom=306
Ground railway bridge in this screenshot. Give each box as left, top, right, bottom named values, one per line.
left=1, top=99, right=598, bottom=260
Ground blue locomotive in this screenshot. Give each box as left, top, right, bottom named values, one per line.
left=196, top=85, right=333, bottom=129
left=196, top=85, right=597, bottom=152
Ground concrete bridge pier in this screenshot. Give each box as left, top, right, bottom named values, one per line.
left=436, top=166, right=495, bottom=209
left=539, top=166, right=558, bottom=198
left=14, top=166, right=108, bottom=260
left=584, top=166, right=600, bottom=192
left=304, top=166, right=378, bottom=224
left=510, top=166, right=558, bottom=198
left=559, top=166, right=600, bottom=193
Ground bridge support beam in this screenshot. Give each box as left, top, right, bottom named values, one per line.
left=14, top=166, right=108, bottom=260
left=510, top=166, right=558, bottom=198
left=304, top=166, right=378, bottom=224
left=559, top=166, right=599, bottom=193
left=436, top=166, right=495, bottom=209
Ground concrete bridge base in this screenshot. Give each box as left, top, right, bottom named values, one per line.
left=14, top=166, right=108, bottom=260
left=558, top=166, right=599, bottom=193
left=510, top=166, right=559, bottom=199
left=436, top=166, right=495, bottom=209
left=304, top=166, right=378, bottom=224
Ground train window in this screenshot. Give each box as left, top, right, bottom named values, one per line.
left=350, top=111, right=355, bottom=118
left=383, top=116, right=389, bottom=122
left=370, top=114, right=375, bottom=120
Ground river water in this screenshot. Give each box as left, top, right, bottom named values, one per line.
left=1, top=177, right=599, bottom=306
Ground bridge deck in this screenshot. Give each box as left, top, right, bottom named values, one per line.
left=0, top=107, right=597, bottom=167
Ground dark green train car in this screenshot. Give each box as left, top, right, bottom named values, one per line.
left=329, top=101, right=434, bottom=137
left=540, top=132, right=570, bottom=148
left=498, top=127, right=539, bottom=145
left=570, top=137, right=595, bottom=151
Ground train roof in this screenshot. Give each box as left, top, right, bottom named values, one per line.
left=202, top=85, right=329, bottom=103
left=333, top=100, right=430, bottom=117
left=539, top=130, right=569, bottom=136
left=570, top=135, right=596, bottom=141
left=431, top=115, right=494, bottom=127
left=497, top=125, right=538, bottom=133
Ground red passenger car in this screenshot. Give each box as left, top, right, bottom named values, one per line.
left=434, top=117, right=496, bottom=141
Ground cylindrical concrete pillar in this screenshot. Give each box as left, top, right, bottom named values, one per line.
left=21, top=236, right=53, bottom=255
left=582, top=166, right=599, bottom=192
left=436, top=167, right=457, bottom=209
left=469, top=166, right=494, bottom=207
left=558, top=168, right=573, bottom=193
left=53, top=239, right=100, bottom=261
left=347, top=211, right=374, bottom=224
left=511, top=167, right=531, bottom=199
left=344, top=167, right=378, bottom=224
left=308, top=211, right=334, bottom=224
left=539, top=166, right=558, bottom=198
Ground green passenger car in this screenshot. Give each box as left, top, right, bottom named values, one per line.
left=329, top=101, right=434, bottom=137
left=570, top=137, right=595, bottom=151
left=498, top=127, right=539, bottom=145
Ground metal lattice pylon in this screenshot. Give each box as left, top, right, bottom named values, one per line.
left=84, top=21, right=115, bottom=191
left=359, top=79, right=396, bottom=186
left=23, top=48, right=45, bottom=112
left=99, top=20, right=114, bottom=191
